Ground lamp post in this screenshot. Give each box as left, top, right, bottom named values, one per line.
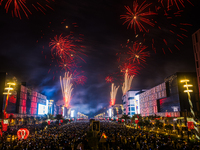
left=3, top=82, right=16, bottom=118
left=180, top=78, right=200, bottom=140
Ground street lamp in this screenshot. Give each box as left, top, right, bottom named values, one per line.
left=3, top=82, right=16, bottom=118
left=180, top=78, right=200, bottom=140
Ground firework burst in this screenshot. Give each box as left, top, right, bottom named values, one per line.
left=120, top=0, right=157, bottom=34
left=105, top=76, right=114, bottom=83
left=127, top=41, right=150, bottom=64
left=39, top=21, right=86, bottom=80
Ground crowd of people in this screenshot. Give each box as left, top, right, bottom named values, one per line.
left=0, top=121, right=200, bottom=150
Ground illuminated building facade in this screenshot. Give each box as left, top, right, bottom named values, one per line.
left=139, top=72, right=199, bottom=117
left=122, top=90, right=141, bottom=117
left=0, top=74, right=48, bottom=117
left=192, top=29, right=200, bottom=97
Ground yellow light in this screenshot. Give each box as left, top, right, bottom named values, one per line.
left=184, top=90, right=193, bottom=93
left=135, top=55, right=139, bottom=58
left=183, top=85, right=193, bottom=87
left=5, top=87, right=13, bottom=90
left=66, top=26, right=69, bottom=28
left=3, top=92, right=11, bottom=95
left=180, top=79, right=189, bottom=83
left=133, top=16, right=137, bottom=19
left=7, top=82, right=16, bottom=85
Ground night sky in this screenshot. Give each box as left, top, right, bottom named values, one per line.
left=0, top=0, right=200, bottom=117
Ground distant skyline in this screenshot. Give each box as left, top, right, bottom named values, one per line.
left=0, top=0, right=200, bottom=117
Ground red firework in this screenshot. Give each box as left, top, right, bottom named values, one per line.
left=127, top=41, right=150, bottom=64
left=0, top=0, right=54, bottom=19
left=120, top=0, right=157, bottom=34
left=158, top=0, right=193, bottom=10
left=49, top=34, right=75, bottom=61
left=70, top=70, right=87, bottom=85
left=105, top=76, right=114, bottom=83
left=120, top=63, right=140, bottom=76
left=58, top=58, right=77, bottom=72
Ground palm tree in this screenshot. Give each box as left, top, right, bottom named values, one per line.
left=121, top=114, right=130, bottom=123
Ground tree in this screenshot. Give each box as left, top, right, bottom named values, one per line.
left=56, top=114, right=63, bottom=120
left=131, top=114, right=141, bottom=123
left=121, top=114, right=130, bottom=123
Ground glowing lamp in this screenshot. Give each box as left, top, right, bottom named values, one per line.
left=183, top=85, right=193, bottom=87
left=17, top=128, right=29, bottom=140
left=7, top=82, right=16, bottom=85
left=3, top=92, right=12, bottom=95
left=4, top=87, right=13, bottom=90
left=180, top=79, right=189, bottom=83
left=184, top=90, right=193, bottom=93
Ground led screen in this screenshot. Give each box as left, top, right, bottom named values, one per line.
left=38, top=104, right=47, bottom=115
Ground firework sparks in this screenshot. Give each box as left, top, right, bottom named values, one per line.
left=60, top=72, right=73, bottom=108
left=127, top=41, right=150, bottom=64
left=158, top=0, right=193, bottom=10
left=0, top=0, right=54, bottom=19
left=49, top=34, right=75, bottom=61
left=70, top=70, right=87, bottom=85
left=110, top=83, right=120, bottom=106
left=122, top=69, right=134, bottom=95
left=120, top=62, right=139, bottom=76
left=120, top=0, right=157, bottom=34
left=105, top=76, right=114, bottom=83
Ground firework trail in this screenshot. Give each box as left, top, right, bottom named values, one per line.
left=122, top=69, right=134, bottom=95
left=60, top=72, right=73, bottom=108
left=120, top=0, right=157, bottom=34
left=110, top=83, right=120, bottom=106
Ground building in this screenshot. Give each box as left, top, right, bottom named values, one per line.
left=122, top=90, right=141, bottom=117
left=139, top=72, right=200, bottom=117
left=0, top=73, right=49, bottom=118
left=192, top=29, right=200, bottom=97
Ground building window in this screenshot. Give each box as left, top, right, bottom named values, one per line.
left=131, top=112, right=135, bottom=115
left=130, top=107, right=135, bottom=111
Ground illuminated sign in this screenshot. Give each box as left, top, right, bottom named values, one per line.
left=38, top=104, right=47, bottom=115
left=17, top=128, right=29, bottom=140
left=71, top=110, right=75, bottom=118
